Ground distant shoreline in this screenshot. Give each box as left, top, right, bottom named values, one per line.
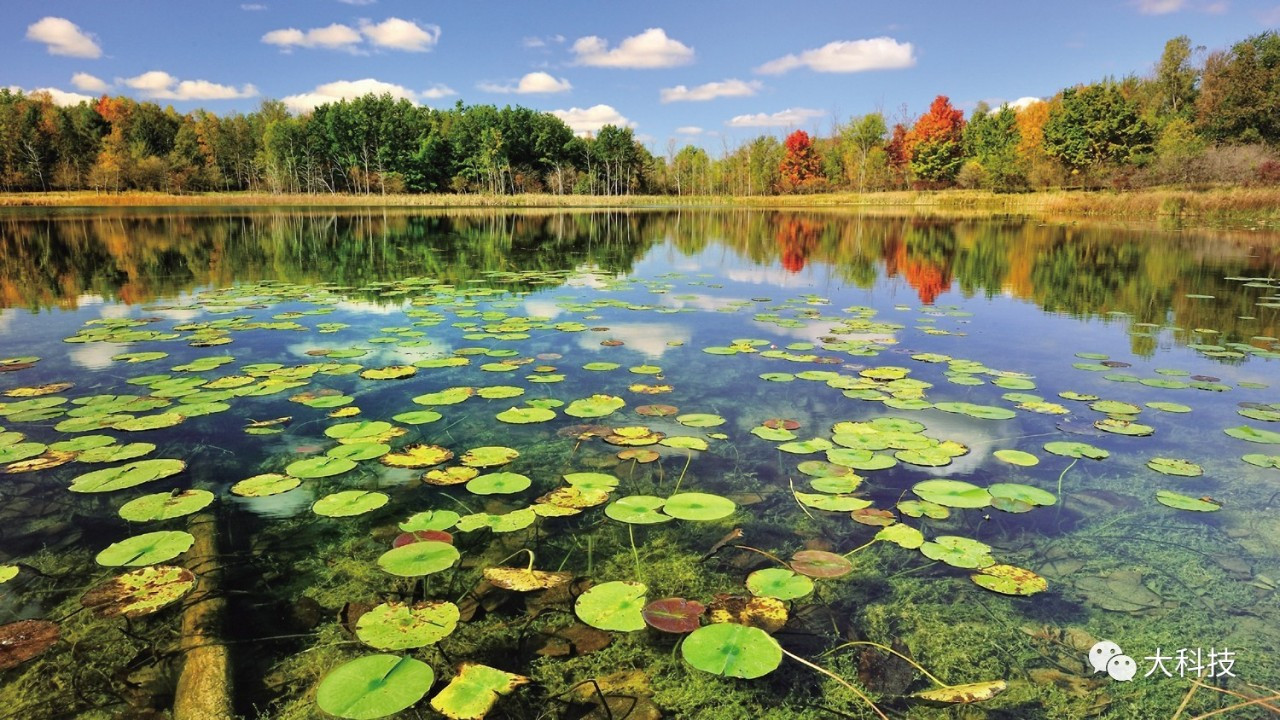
left=2, top=187, right=1278, bottom=222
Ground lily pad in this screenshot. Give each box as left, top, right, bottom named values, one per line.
left=677, top=413, right=725, bottom=428
left=565, top=394, right=625, bottom=419
left=119, top=489, right=215, bottom=522
left=993, top=449, right=1039, bottom=467
left=919, top=536, right=996, bottom=569
left=399, top=510, right=462, bottom=532
left=316, top=654, right=433, bottom=720
left=1242, top=454, right=1280, bottom=469
left=987, top=483, right=1056, bottom=507
left=81, top=565, right=196, bottom=618
left=96, top=530, right=195, bottom=566
left=495, top=407, right=555, bottom=424
left=392, top=410, right=443, bottom=425
left=875, top=523, right=924, bottom=549
left=429, top=663, right=529, bottom=720
left=575, top=581, right=647, bottom=632
left=1155, top=490, right=1221, bottom=512
left=356, top=602, right=460, bottom=650
left=1224, top=425, right=1280, bottom=444
left=971, top=565, right=1047, bottom=596
left=1043, top=441, right=1110, bottom=460
left=483, top=567, right=572, bottom=592
left=912, top=479, right=991, bottom=509
left=1147, top=457, right=1203, bottom=477
left=466, top=471, right=531, bottom=495
left=70, top=459, right=186, bottom=493
left=682, top=623, right=782, bottom=679
left=286, top=456, right=357, bottom=479
left=642, top=598, right=706, bottom=633
left=314, top=490, right=389, bottom=517
left=605, top=495, right=671, bottom=524
left=663, top=493, right=736, bottom=521
left=381, top=444, right=454, bottom=469
left=790, top=550, right=853, bottom=578
left=231, top=473, right=300, bottom=497
left=377, top=541, right=460, bottom=577
left=912, top=680, right=1008, bottom=705
left=326, top=421, right=393, bottom=441
left=746, top=568, right=814, bottom=600
left=459, top=446, right=519, bottom=468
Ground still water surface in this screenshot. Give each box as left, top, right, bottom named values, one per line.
left=0, top=209, right=1277, bottom=719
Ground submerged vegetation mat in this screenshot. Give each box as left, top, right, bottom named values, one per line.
left=0, top=210, right=1278, bottom=719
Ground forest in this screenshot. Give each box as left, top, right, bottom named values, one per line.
left=1, top=32, right=1278, bottom=196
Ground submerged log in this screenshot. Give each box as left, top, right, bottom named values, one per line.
left=173, top=512, right=232, bottom=720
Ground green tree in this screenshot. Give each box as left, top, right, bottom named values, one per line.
left=1043, top=83, right=1153, bottom=178
left=963, top=103, right=1025, bottom=191
left=1196, top=31, right=1280, bottom=144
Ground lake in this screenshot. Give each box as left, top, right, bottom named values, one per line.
left=0, top=208, right=1278, bottom=719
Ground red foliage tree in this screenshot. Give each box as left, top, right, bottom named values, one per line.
left=778, top=130, right=823, bottom=191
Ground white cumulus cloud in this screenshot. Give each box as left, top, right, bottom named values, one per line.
left=71, top=72, right=109, bottom=92
left=660, top=78, right=761, bottom=103
left=550, top=105, right=633, bottom=136
left=25, top=17, right=102, bottom=58
left=756, top=37, right=915, bottom=75
left=358, top=18, right=440, bottom=52
left=1135, top=0, right=1186, bottom=13
left=262, top=23, right=363, bottom=51
left=479, top=71, right=572, bottom=94
left=675, top=126, right=704, bottom=135
left=1008, top=96, right=1043, bottom=111
left=6, top=86, right=95, bottom=106
left=122, top=71, right=258, bottom=101
left=571, top=28, right=693, bottom=68
left=726, top=108, right=825, bottom=128
left=281, top=78, right=455, bottom=112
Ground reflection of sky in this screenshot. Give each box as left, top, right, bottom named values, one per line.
left=574, top=322, right=691, bottom=359
left=69, top=342, right=130, bottom=370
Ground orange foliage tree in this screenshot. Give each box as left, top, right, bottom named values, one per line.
left=906, top=96, right=966, bottom=186
left=778, top=130, right=824, bottom=192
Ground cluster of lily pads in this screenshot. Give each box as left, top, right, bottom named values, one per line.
left=0, top=262, right=1277, bottom=719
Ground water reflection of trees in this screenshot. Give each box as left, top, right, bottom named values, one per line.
left=0, top=209, right=1275, bottom=355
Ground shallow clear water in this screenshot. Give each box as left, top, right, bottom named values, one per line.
left=0, top=209, right=1278, bottom=719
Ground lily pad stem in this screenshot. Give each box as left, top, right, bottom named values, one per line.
left=828, top=640, right=945, bottom=687
left=781, top=648, right=887, bottom=720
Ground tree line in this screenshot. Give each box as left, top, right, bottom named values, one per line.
left=1, top=32, right=1278, bottom=196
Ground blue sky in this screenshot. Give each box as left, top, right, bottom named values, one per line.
left=6, top=1, right=1280, bottom=152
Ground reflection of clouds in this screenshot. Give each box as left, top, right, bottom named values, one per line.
left=99, top=304, right=132, bottom=319
left=285, top=340, right=426, bottom=366
left=0, top=310, right=13, bottom=334
left=232, top=486, right=314, bottom=519
left=912, top=412, right=1000, bottom=477
left=760, top=320, right=896, bottom=347
left=70, top=342, right=129, bottom=370
left=566, top=265, right=611, bottom=289
left=725, top=267, right=817, bottom=288
left=152, top=307, right=202, bottom=322
left=77, top=294, right=104, bottom=306
left=523, top=298, right=564, bottom=320
left=658, top=292, right=748, bottom=312
left=576, top=322, right=691, bottom=358
left=336, top=299, right=408, bottom=315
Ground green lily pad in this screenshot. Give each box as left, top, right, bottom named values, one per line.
left=70, top=459, right=186, bottom=493
left=1090, top=400, right=1141, bottom=415
left=286, top=456, right=357, bottom=479
left=96, top=530, right=195, bottom=566
left=663, top=493, right=736, bottom=521
left=746, top=568, right=814, bottom=600
left=356, top=601, right=459, bottom=650
left=988, top=483, right=1056, bottom=507
left=1242, top=454, right=1280, bottom=469
left=582, top=362, right=620, bottom=371
left=113, top=413, right=185, bottom=432
left=48, top=434, right=115, bottom=452
left=661, top=436, right=708, bottom=451
left=605, top=495, right=671, bottom=524
left=1043, top=441, right=1110, bottom=460
left=1094, top=418, right=1154, bottom=436
left=413, top=387, right=474, bottom=406
left=327, top=443, right=391, bottom=462
left=325, top=421, right=393, bottom=441
left=399, top=510, right=461, bottom=532
left=933, top=402, right=1016, bottom=420
left=876, top=523, right=925, bottom=549
left=1224, top=425, right=1280, bottom=444
left=377, top=541, right=460, bottom=577
left=778, top=438, right=834, bottom=454
left=495, top=407, right=555, bottom=424
left=897, top=500, right=950, bottom=519
left=459, top=445, right=519, bottom=468
left=392, top=410, right=443, bottom=425
left=231, top=473, right=300, bottom=497
left=919, top=536, right=996, bottom=569
left=0, top=442, right=46, bottom=464
left=119, top=489, right=215, bottom=522
left=1147, top=457, right=1203, bottom=477
left=454, top=508, right=536, bottom=533
left=315, top=654, right=434, bottom=720
left=994, top=449, right=1039, bottom=467
left=466, top=472, right=531, bottom=495
left=1155, top=490, right=1221, bottom=512
left=564, top=472, right=621, bottom=491
left=912, top=479, right=991, bottom=508
left=752, top=426, right=797, bottom=441
left=677, top=413, right=725, bottom=428
left=565, top=394, right=625, bottom=419
left=794, top=492, right=872, bottom=512
left=682, top=623, right=782, bottom=679
left=575, top=580, right=647, bottom=632
left=314, top=490, right=389, bottom=517
left=429, top=663, right=528, bottom=720
left=1146, top=401, right=1191, bottom=413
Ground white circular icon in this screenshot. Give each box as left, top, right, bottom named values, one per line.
left=1089, top=640, right=1122, bottom=673
left=1107, top=654, right=1137, bottom=682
